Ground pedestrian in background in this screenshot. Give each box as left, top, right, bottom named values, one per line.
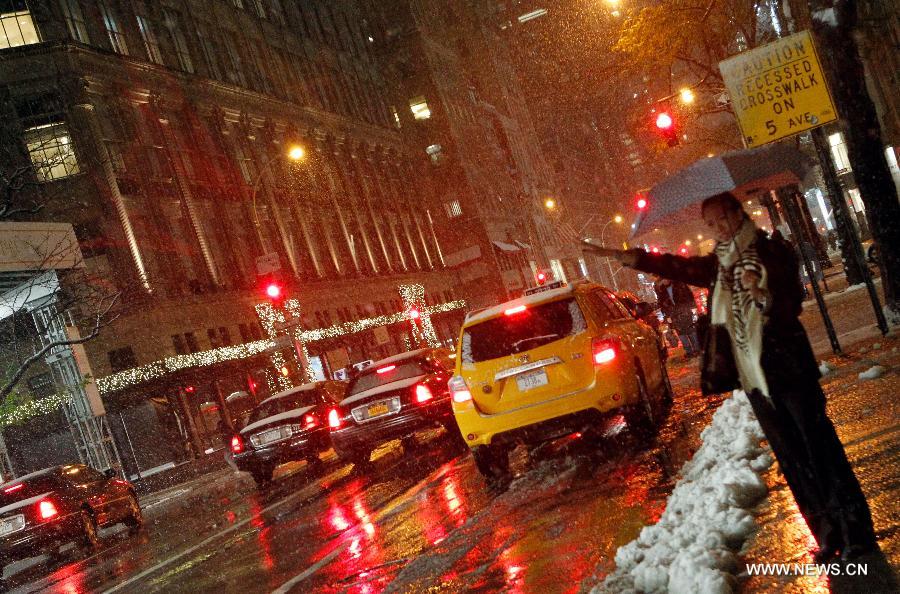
left=583, top=191, right=877, bottom=562
left=654, top=276, right=700, bottom=358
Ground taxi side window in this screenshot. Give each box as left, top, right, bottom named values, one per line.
left=604, top=291, right=633, bottom=319
left=588, top=290, right=627, bottom=320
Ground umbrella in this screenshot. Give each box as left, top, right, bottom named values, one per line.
left=631, top=142, right=814, bottom=238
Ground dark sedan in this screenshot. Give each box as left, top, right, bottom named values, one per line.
left=0, top=465, right=142, bottom=568
left=327, top=348, right=461, bottom=466
left=231, top=381, right=345, bottom=487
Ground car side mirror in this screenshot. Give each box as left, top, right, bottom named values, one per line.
left=634, top=302, right=654, bottom=318
left=103, top=468, right=116, bottom=479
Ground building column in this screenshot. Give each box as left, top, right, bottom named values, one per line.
left=426, top=209, right=446, bottom=267
left=157, top=118, right=222, bottom=286
left=71, top=103, right=151, bottom=292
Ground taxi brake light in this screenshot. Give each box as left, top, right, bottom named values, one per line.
left=230, top=435, right=244, bottom=454
left=3, top=483, right=24, bottom=494
left=376, top=365, right=396, bottom=374
left=592, top=338, right=618, bottom=365
left=448, top=376, right=472, bottom=403
left=504, top=305, right=527, bottom=316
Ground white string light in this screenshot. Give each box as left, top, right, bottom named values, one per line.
left=96, top=297, right=467, bottom=394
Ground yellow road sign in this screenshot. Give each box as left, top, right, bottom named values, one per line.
left=719, top=31, right=837, bottom=148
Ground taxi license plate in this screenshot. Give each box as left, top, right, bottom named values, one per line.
left=367, top=403, right=390, bottom=418
left=516, top=369, right=548, bottom=392
left=0, top=515, right=25, bottom=537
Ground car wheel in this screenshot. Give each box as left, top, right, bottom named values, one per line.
left=624, top=368, right=657, bottom=437
left=250, top=467, right=273, bottom=488
left=471, top=444, right=511, bottom=488
left=77, top=509, right=100, bottom=551
left=123, top=493, right=143, bottom=534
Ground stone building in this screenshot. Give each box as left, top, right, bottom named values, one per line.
left=0, top=0, right=554, bottom=475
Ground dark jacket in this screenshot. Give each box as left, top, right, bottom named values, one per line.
left=655, top=280, right=696, bottom=319
left=631, top=231, right=821, bottom=397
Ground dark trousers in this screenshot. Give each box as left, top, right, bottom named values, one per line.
left=746, top=386, right=876, bottom=551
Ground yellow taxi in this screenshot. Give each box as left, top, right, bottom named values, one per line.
left=449, top=281, right=672, bottom=484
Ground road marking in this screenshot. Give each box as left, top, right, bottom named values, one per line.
left=100, top=468, right=346, bottom=594
left=270, top=542, right=349, bottom=594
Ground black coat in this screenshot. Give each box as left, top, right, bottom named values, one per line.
left=655, top=281, right=696, bottom=318
left=631, top=231, right=821, bottom=397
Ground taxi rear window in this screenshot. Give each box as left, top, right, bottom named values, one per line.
left=462, top=298, right=586, bottom=363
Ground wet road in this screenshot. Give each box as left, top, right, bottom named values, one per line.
left=3, top=360, right=722, bottom=594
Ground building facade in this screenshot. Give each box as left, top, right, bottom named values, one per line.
left=0, top=0, right=558, bottom=476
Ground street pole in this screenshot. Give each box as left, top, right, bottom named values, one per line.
left=600, top=219, right=620, bottom=290
left=777, top=186, right=842, bottom=354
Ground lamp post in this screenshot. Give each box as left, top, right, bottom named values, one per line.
left=250, top=144, right=306, bottom=251
left=600, top=215, right=623, bottom=289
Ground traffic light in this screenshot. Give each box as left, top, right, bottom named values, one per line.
left=635, top=192, right=649, bottom=211
left=259, top=274, right=286, bottom=305
left=654, top=111, right=679, bottom=146
left=408, top=307, right=421, bottom=320
left=679, top=246, right=688, bottom=255
left=536, top=271, right=547, bottom=285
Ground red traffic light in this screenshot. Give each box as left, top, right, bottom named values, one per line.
left=655, top=112, right=674, bottom=130
left=636, top=196, right=648, bottom=210
left=679, top=247, right=688, bottom=255
left=536, top=271, right=547, bottom=285
left=265, top=283, right=282, bottom=299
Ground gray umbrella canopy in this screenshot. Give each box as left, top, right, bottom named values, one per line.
left=632, top=142, right=814, bottom=238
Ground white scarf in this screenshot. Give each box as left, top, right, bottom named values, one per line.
left=711, top=219, right=770, bottom=398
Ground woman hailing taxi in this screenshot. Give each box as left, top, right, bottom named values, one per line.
left=584, top=191, right=877, bottom=563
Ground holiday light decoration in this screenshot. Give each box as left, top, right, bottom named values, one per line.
left=96, top=294, right=467, bottom=395
left=0, top=392, right=74, bottom=428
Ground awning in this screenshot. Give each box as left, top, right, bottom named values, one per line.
left=492, top=240, right=521, bottom=252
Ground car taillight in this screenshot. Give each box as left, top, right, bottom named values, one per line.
left=304, top=413, right=317, bottom=429
left=328, top=408, right=342, bottom=429
left=231, top=434, right=244, bottom=454
left=38, top=499, right=58, bottom=520
left=414, top=384, right=433, bottom=403
left=592, top=337, right=618, bottom=365
left=448, top=375, right=472, bottom=403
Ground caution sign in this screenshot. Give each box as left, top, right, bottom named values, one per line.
left=719, top=31, right=837, bottom=148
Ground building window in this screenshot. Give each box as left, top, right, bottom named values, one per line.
left=59, top=0, right=88, bottom=43
left=0, top=0, right=40, bottom=49
left=409, top=96, right=431, bottom=120
left=828, top=132, right=852, bottom=173
left=443, top=199, right=462, bottom=218
left=223, top=36, right=247, bottom=87
left=135, top=14, right=162, bottom=64
left=163, top=10, right=194, bottom=73
left=108, top=346, right=137, bottom=372
left=195, top=24, right=221, bottom=79
left=390, top=105, right=401, bottom=129
left=172, top=334, right=188, bottom=355
left=184, top=332, right=200, bottom=353
left=24, top=122, right=80, bottom=181
left=218, top=326, right=232, bottom=346
left=98, top=1, right=128, bottom=55
left=230, top=0, right=243, bottom=8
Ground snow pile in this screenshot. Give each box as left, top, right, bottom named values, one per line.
left=818, top=361, right=836, bottom=376
left=595, top=391, right=770, bottom=594
left=858, top=365, right=886, bottom=380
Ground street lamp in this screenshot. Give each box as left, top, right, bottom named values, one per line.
left=251, top=144, right=306, bottom=235
left=544, top=197, right=557, bottom=210
left=679, top=88, right=695, bottom=104
left=600, top=216, right=624, bottom=290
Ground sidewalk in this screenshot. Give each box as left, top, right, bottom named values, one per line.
left=738, top=325, right=900, bottom=591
